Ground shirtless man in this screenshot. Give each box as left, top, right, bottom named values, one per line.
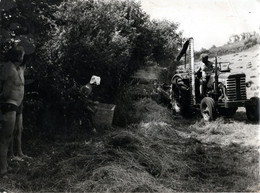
left=0, top=45, right=26, bottom=175
left=196, top=54, right=214, bottom=96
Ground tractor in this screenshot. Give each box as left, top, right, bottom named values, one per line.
left=170, top=37, right=260, bottom=121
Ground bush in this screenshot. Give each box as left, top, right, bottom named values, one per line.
left=244, top=37, right=257, bottom=48
left=1, top=0, right=182, bottom=134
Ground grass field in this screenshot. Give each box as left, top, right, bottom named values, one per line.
left=1, top=99, right=258, bottom=192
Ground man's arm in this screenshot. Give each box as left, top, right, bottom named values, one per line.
left=0, top=80, right=5, bottom=100
left=0, top=63, right=11, bottom=99
left=195, top=64, right=202, bottom=79
left=196, top=67, right=201, bottom=74
left=0, top=64, right=5, bottom=95
left=0, top=81, right=3, bottom=93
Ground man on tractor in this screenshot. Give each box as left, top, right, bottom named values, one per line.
left=196, top=53, right=214, bottom=96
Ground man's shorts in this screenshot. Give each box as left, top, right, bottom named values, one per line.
left=0, top=103, right=23, bottom=115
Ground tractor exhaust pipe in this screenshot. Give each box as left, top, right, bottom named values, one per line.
left=214, top=57, right=218, bottom=100
left=189, top=38, right=196, bottom=105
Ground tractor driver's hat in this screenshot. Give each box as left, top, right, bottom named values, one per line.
left=200, top=53, right=208, bottom=60
left=90, top=75, right=101, bottom=85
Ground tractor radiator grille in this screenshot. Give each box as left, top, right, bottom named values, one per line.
left=226, top=76, right=246, bottom=100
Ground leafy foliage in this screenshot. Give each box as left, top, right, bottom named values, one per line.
left=0, top=0, right=182, bottom=132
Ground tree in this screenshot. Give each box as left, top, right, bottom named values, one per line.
left=1, top=0, right=183, bottom=133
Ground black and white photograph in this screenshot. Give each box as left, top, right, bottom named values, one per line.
left=0, top=0, right=259, bottom=192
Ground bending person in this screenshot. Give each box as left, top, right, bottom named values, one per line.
left=80, top=75, right=101, bottom=132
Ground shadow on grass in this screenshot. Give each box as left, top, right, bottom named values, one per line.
left=233, top=111, right=260, bottom=125
left=182, top=140, right=259, bottom=192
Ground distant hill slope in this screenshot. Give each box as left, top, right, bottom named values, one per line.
left=195, top=32, right=260, bottom=59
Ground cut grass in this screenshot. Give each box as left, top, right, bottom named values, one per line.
left=1, top=98, right=259, bottom=192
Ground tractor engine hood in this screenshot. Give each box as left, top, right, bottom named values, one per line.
left=218, top=72, right=246, bottom=84
left=208, top=72, right=246, bottom=87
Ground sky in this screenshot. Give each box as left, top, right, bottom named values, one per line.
left=139, top=0, right=260, bottom=51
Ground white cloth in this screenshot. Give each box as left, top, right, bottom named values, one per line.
left=90, top=75, right=101, bottom=85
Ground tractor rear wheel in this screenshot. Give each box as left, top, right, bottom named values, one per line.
left=179, top=92, right=192, bottom=118
left=171, top=98, right=192, bottom=118
left=246, top=97, right=260, bottom=122
left=200, top=97, right=216, bottom=121
left=171, top=87, right=192, bottom=118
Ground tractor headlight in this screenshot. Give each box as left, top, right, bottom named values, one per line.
left=246, top=81, right=253, bottom=88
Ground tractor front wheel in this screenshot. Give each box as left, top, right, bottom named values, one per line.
left=246, top=97, right=260, bottom=122
left=200, top=97, right=216, bottom=121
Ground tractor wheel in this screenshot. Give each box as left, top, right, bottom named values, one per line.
left=172, top=98, right=191, bottom=117
left=200, top=97, right=216, bottom=121
left=179, top=91, right=192, bottom=118
left=171, top=98, right=181, bottom=113
left=180, top=100, right=192, bottom=118
left=218, top=107, right=237, bottom=118
left=246, top=97, right=260, bottom=122
left=171, top=90, right=192, bottom=118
